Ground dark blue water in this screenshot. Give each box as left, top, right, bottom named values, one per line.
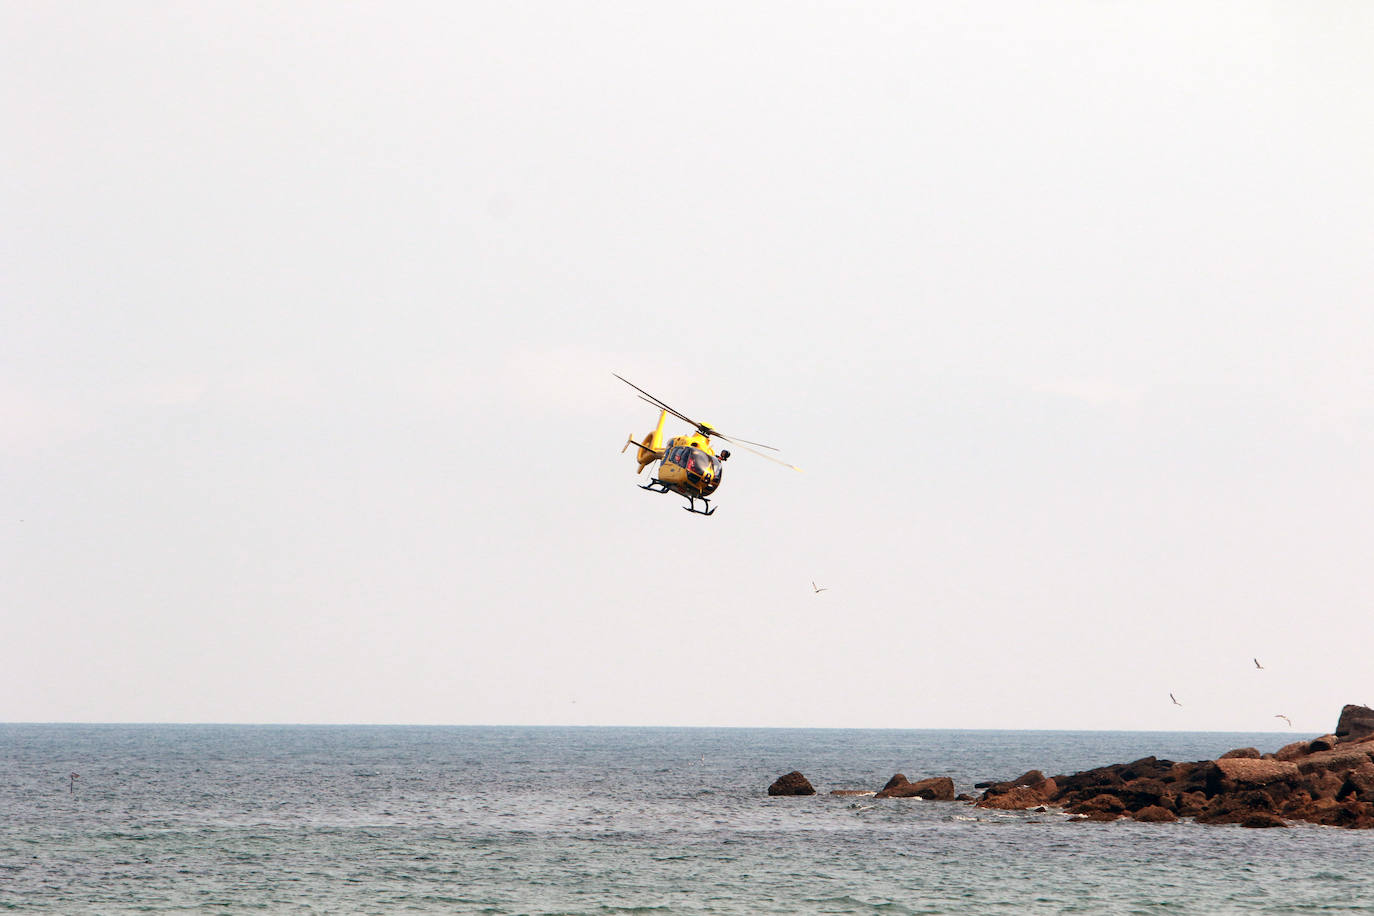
left=3, top=725, right=1372, bottom=913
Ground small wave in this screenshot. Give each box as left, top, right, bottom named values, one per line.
left=803, top=896, right=917, bottom=914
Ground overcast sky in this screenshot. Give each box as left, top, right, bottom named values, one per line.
left=4, top=2, right=1372, bottom=732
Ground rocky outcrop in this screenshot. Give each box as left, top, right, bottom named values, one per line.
left=767, top=771, right=815, bottom=796
left=1337, top=704, right=1374, bottom=743
left=975, top=769, right=1058, bottom=810
left=876, top=775, right=955, bottom=800
left=974, top=705, right=1374, bottom=828
left=766, top=706, right=1374, bottom=829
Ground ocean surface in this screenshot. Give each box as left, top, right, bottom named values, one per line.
left=2, top=725, right=1372, bottom=914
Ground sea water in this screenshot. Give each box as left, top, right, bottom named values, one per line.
left=2, top=725, right=1372, bottom=914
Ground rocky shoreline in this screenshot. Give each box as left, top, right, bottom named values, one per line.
left=767, top=703, right=1374, bottom=829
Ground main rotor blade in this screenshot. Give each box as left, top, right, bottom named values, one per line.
left=614, top=374, right=706, bottom=430
left=636, top=395, right=698, bottom=429
left=617, top=372, right=794, bottom=462
left=718, top=437, right=802, bottom=472
left=711, top=432, right=780, bottom=451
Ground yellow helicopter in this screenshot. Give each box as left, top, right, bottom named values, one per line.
left=616, top=374, right=800, bottom=515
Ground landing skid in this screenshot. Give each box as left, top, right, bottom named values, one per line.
left=639, top=479, right=716, bottom=516
left=682, top=497, right=716, bottom=516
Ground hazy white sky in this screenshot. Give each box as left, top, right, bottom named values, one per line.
left=4, top=2, right=1372, bottom=732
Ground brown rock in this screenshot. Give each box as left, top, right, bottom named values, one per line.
left=768, top=771, right=815, bottom=796
left=1175, top=791, right=1209, bottom=817
left=1069, top=793, right=1126, bottom=815
left=881, top=774, right=909, bottom=792
left=1336, top=704, right=1374, bottom=743
left=1132, top=805, right=1178, bottom=823
left=1117, top=777, right=1169, bottom=809
left=1240, top=812, right=1287, bottom=828
left=1296, top=749, right=1373, bottom=777
left=1308, top=771, right=1346, bottom=800
left=1166, top=761, right=1207, bottom=793
left=1309, top=735, right=1339, bottom=753
left=1211, top=758, right=1300, bottom=788
left=977, top=785, right=1049, bottom=810
left=1220, top=747, right=1261, bottom=759
left=1338, top=762, right=1374, bottom=801
left=878, top=776, right=955, bottom=801
left=1275, top=741, right=1309, bottom=762
left=1080, top=809, right=1124, bottom=822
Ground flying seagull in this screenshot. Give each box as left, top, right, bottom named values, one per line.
left=1275, top=714, right=1292, bottom=727
left=1170, top=693, right=1182, bottom=707
left=1254, top=658, right=1264, bottom=670
left=811, top=581, right=829, bottom=594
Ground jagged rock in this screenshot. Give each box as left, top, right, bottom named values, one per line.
left=1241, top=812, right=1287, bottom=828
left=1132, top=805, right=1178, bottom=823
left=768, top=771, right=815, bottom=796
left=878, top=776, right=955, bottom=800
left=1336, top=705, right=1374, bottom=743
left=881, top=774, right=909, bottom=792
left=1196, top=789, right=1279, bottom=825
left=1116, top=777, right=1170, bottom=809
left=1011, top=770, right=1046, bottom=786
left=1120, top=757, right=1172, bottom=780
left=1309, top=770, right=1346, bottom=800
left=1175, top=791, right=1209, bottom=817
left=1220, top=747, right=1261, bottom=759
left=1338, top=762, right=1374, bottom=801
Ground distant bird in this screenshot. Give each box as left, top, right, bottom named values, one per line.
left=1170, top=693, right=1182, bottom=707
left=69, top=773, right=79, bottom=794
left=1254, top=658, right=1264, bottom=670
left=811, top=581, right=829, bottom=594
left=1274, top=714, right=1292, bottom=727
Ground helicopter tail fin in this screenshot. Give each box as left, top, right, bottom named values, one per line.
left=621, top=409, right=667, bottom=473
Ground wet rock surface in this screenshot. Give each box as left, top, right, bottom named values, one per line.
left=767, top=771, right=816, bottom=796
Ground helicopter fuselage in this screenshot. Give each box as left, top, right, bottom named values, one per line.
left=655, top=433, right=724, bottom=500
left=624, top=409, right=727, bottom=514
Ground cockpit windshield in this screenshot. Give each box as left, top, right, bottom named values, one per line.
left=684, top=448, right=722, bottom=481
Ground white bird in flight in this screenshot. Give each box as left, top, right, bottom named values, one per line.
left=812, top=581, right=828, bottom=594
left=1170, top=693, right=1182, bottom=707
left=1275, top=714, right=1292, bottom=727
